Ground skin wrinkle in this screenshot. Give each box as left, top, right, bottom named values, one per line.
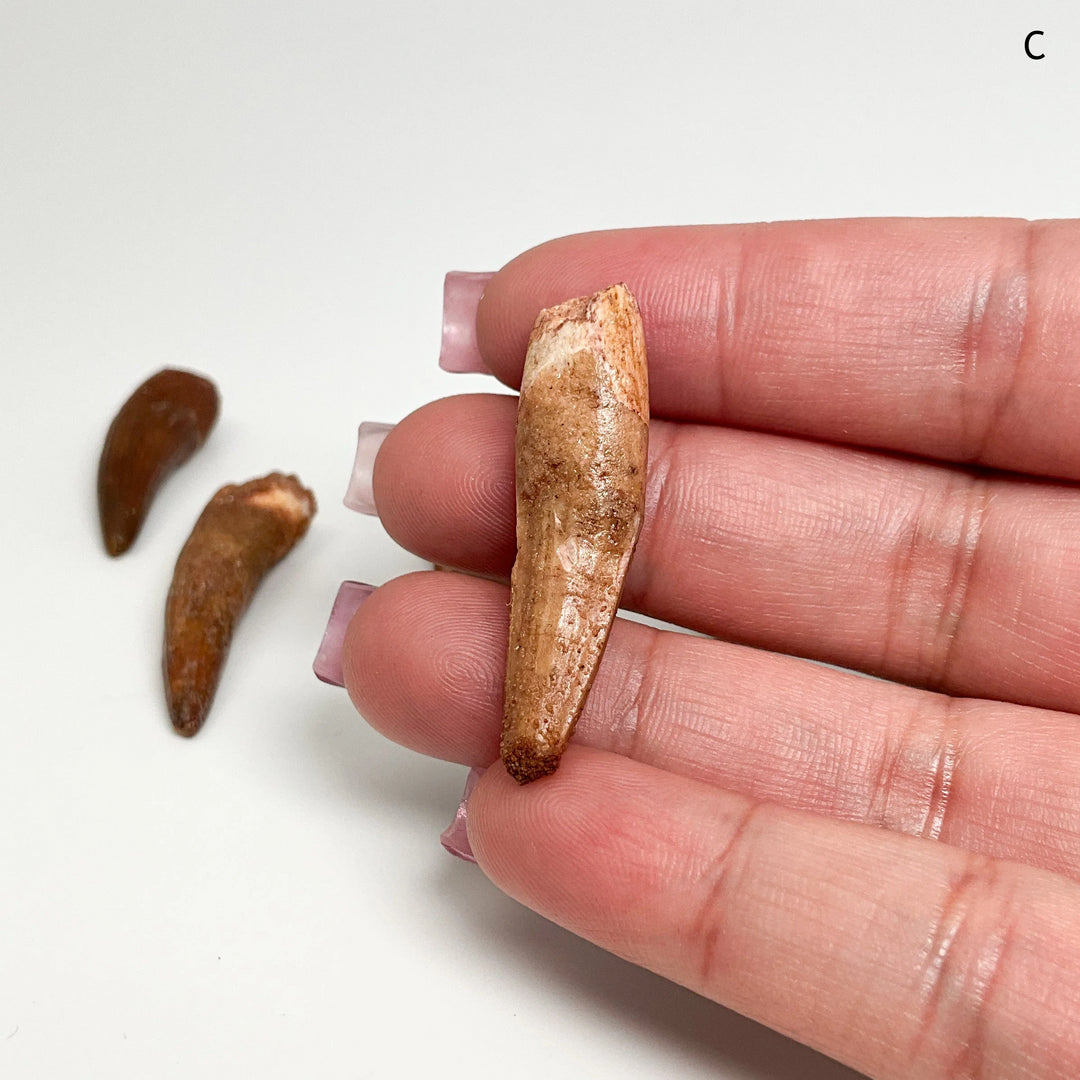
left=881, top=468, right=990, bottom=689
left=638, top=645, right=740, bottom=782
left=688, top=800, right=761, bottom=991
left=959, top=265, right=993, bottom=459
left=884, top=479, right=931, bottom=675
left=595, top=608, right=1039, bottom=867
left=868, top=698, right=920, bottom=836
left=872, top=693, right=959, bottom=842
left=621, top=624, right=666, bottom=766
left=634, top=421, right=681, bottom=617
left=929, top=477, right=992, bottom=690
left=910, top=856, right=1019, bottom=1080
left=710, top=239, right=744, bottom=421
left=966, top=223, right=1033, bottom=467
left=925, top=703, right=958, bottom=843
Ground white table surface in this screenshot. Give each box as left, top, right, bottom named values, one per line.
left=3, top=3, right=1076, bottom=1077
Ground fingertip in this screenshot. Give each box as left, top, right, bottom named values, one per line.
left=474, top=228, right=690, bottom=386
left=370, top=395, right=517, bottom=572
left=342, top=570, right=506, bottom=765
left=466, top=747, right=663, bottom=929
left=475, top=235, right=612, bottom=385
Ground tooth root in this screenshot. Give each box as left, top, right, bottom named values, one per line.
left=501, top=284, right=649, bottom=784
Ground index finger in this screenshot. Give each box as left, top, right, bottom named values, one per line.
left=475, top=219, right=1080, bottom=479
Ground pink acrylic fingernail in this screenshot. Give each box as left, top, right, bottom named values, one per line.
left=440, top=766, right=485, bottom=863
left=344, top=422, right=393, bottom=515
left=313, top=581, right=375, bottom=686
left=439, top=271, right=494, bottom=373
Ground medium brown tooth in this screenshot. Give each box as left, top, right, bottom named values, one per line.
left=163, top=472, right=316, bottom=737
left=97, top=368, right=220, bottom=556
left=501, top=283, right=649, bottom=783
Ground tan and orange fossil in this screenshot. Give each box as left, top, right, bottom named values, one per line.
left=501, top=283, right=649, bottom=783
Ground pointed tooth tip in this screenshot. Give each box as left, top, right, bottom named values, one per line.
left=501, top=740, right=562, bottom=784
left=168, top=695, right=208, bottom=737
left=99, top=510, right=134, bottom=556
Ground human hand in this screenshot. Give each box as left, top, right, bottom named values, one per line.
left=328, top=221, right=1080, bottom=1078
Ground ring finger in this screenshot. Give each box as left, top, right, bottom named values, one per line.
left=343, top=570, right=1080, bottom=882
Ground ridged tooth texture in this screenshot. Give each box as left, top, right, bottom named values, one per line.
left=163, top=472, right=316, bottom=737
left=501, top=284, right=649, bottom=783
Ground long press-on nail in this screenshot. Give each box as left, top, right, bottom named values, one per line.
left=440, top=766, right=485, bottom=863
left=344, top=422, right=393, bottom=515
left=439, top=271, right=494, bottom=373
left=313, top=581, right=375, bottom=686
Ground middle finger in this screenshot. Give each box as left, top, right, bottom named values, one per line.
left=371, top=393, right=1080, bottom=714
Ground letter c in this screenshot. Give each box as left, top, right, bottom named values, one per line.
left=1025, top=30, right=1045, bottom=60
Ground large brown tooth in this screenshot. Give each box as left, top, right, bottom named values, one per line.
left=501, top=283, right=649, bottom=784
left=164, top=472, right=316, bottom=737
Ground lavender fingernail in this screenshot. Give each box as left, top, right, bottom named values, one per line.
left=440, top=766, right=485, bottom=863
left=313, top=581, right=375, bottom=686
left=344, top=422, right=393, bottom=515
left=439, top=271, right=494, bottom=374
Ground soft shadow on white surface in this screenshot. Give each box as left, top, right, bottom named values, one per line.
left=297, top=694, right=460, bottom=821
left=439, top=860, right=867, bottom=1080
left=297, top=694, right=863, bottom=1079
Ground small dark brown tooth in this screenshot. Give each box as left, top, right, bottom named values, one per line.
left=97, top=368, right=220, bottom=556
left=163, top=472, right=316, bottom=737
left=500, top=283, right=649, bottom=783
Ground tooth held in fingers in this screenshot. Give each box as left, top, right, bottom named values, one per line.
left=501, top=284, right=649, bottom=783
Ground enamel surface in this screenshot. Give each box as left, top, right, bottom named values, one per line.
left=501, top=284, right=649, bottom=783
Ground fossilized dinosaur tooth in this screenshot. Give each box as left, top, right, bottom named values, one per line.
left=164, top=472, right=316, bottom=737
left=501, top=283, right=649, bottom=784
left=97, top=368, right=220, bottom=556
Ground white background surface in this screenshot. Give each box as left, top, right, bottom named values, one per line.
left=2, top=3, right=1077, bottom=1077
